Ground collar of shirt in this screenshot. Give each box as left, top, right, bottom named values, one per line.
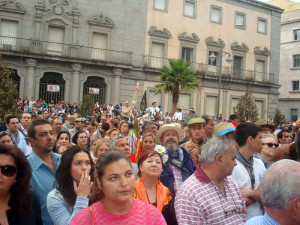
left=30, top=150, right=61, bottom=170
left=194, top=164, right=211, bottom=183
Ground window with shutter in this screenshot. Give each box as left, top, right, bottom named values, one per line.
left=256, top=60, right=265, bottom=82
left=255, top=100, right=263, bottom=119
left=235, top=13, right=245, bottom=29
left=184, top=1, right=196, bottom=17
left=154, top=0, right=166, bottom=11
left=231, top=98, right=239, bottom=115
left=0, top=20, right=18, bottom=49
left=181, top=47, right=193, bottom=62
left=47, top=26, right=64, bottom=56
left=210, top=6, right=222, bottom=24
left=206, top=96, right=217, bottom=116
left=151, top=42, right=164, bottom=68
left=258, top=19, right=267, bottom=34
left=91, top=33, right=107, bottom=60
left=293, top=55, right=300, bottom=68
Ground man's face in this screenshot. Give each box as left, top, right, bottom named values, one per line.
left=220, top=145, right=237, bottom=177
left=261, top=126, right=272, bottom=134
left=251, top=131, right=263, bottom=153
left=281, top=132, right=292, bottom=144
left=190, top=124, right=205, bottom=140
left=152, top=103, right=157, bottom=108
left=145, top=124, right=157, bottom=135
left=6, top=118, right=19, bottom=134
left=120, top=123, right=129, bottom=134
left=161, top=130, right=179, bottom=147
left=75, top=121, right=83, bottom=130
left=90, top=116, right=95, bottom=121
left=114, top=138, right=130, bottom=158
left=20, top=113, right=31, bottom=127
left=28, top=124, right=55, bottom=153
left=43, top=111, right=49, bottom=118
left=53, top=119, right=63, bottom=133
left=205, top=120, right=215, bottom=136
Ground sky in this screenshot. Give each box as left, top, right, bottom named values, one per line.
left=257, top=0, right=300, bottom=2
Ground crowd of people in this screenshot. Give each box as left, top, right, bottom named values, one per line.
left=0, top=98, right=300, bottom=225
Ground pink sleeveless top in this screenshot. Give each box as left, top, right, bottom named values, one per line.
left=70, top=198, right=166, bottom=225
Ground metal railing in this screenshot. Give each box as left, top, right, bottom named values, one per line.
left=144, top=55, right=274, bottom=83
left=0, top=36, right=132, bottom=65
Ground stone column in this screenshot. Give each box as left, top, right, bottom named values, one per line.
left=26, top=59, right=37, bottom=99
left=71, top=63, right=82, bottom=104
left=113, top=68, right=122, bottom=104
left=222, top=90, right=228, bottom=120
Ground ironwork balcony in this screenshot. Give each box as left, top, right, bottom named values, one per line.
left=0, top=36, right=132, bottom=65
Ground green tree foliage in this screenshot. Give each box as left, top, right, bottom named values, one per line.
left=234, top=92, right=259, bottom=123
left=0, top=61, right=18, bottom=121
left=79, top=94, right=94, bottom=117
left=273, top=108, right=286, bottom=128
left=154, top=58, right=200, bottom=114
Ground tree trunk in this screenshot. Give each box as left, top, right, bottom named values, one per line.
left=172, top=83, right=180, bottom=114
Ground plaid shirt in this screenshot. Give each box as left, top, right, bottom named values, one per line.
left=175, top=164, right=247, bottom=225
left=169, top=163, right=183, bottom=194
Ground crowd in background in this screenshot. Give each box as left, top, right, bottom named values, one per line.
left=0, top=98, right=300, bottom=225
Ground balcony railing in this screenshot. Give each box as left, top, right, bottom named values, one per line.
left=0, top=36, right=132, bottom=65
left=144, top=55, right=274, bottom=83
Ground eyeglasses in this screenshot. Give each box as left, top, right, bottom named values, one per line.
left=0, top=165, right=17, bottom=177
left=98, top=148, right=109, bottom=153
left=263, top=143, right=278, bottom=148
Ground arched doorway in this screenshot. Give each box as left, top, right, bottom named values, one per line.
left=83, top=76, right=106, bottom=104
left=10, top=69, right=20, bottom=94
left=39, top=72, right=65, bottom=103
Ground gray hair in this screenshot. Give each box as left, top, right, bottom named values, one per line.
left=67, top=115, right=75, bottom=121
left=261, top=133, right=276, bottom=141
left=261, top=159, right=300, bottom=210
left=144, top=121, right=156, bottom=129
left=199, top=136, right=235, bottom=164
left=109, top=136, right=125, bottom=150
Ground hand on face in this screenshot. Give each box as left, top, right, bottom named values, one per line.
left=73, top=172, right=93, bottom=198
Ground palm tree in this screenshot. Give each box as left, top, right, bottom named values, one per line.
left=154, top=58, right=200, bottom=114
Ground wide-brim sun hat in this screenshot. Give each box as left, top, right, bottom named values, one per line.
left=155, top=123, right=184, bottom=145
left=254, top=119, right=275, bottom=132
left=214, top=122, right=235, bottom=136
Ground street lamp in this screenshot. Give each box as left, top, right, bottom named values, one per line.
left=209, top=50, right=233, bottom=120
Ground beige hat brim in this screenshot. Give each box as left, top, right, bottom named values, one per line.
left=155, top=124, right=184, bottom=145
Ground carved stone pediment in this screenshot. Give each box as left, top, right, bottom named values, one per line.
left=254, top=46, right=270, bottom=56
left=178, top=32, right=199, bottom=43
left=205, top=36, right=225, bottom=47
left=148, top=26, right=171, bottom=38
left=88, top=15, right=114, bottom=28
left=0, top=0, right=26, bottom=14
left=231, top=42, right=249, bottom=52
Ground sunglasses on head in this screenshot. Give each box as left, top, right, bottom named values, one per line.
left=263, top=143, right=278, bottom=148
left=0, top=165, right=17, bottom=177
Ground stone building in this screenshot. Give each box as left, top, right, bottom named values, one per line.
left=0, top=0, right=283, bottom=120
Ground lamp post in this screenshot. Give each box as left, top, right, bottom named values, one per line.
left=209, top=50, right=233, bottom=120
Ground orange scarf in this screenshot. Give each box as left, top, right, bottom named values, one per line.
left=133, top=177, right=171, bottom=211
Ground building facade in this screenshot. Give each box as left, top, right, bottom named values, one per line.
left=0, top=0, right=282, bottom=120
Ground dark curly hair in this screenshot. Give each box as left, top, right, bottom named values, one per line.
left=55, top=146, right=95, bottom=209
left=53, top=131, right=71, bottom=153
left=72, top=131, right=90, bottom=150
left=0, top=144, right=32, bottom=216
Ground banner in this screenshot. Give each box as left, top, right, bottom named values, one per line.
left=140, top=90, right=147, bottom=111
left=47, top=85, right=60, bottom=92
left=89, top=87, right=99, bottom=94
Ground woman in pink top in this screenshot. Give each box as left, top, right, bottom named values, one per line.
left=70, top=151, right=166, bottom=225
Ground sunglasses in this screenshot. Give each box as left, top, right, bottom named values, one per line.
left=0, top=165, right=17, bottom=177
left=263, top=143, right=279, bottom=148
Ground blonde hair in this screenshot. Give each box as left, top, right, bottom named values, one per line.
left=142, top=133, right=155, bottom=143
left=106, top=128, right=120, bottom=139
left=93, top=139, right=110, bottom=156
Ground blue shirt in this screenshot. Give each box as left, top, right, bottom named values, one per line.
left=245, top=212, right=280, bottom=225
left=28, top=151, right=61, bottom=225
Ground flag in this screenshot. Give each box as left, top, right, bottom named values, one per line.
left=140, top=91, right=147, bottom=111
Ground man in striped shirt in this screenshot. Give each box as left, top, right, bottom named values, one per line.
left=175, top=136, right=246, bottom=224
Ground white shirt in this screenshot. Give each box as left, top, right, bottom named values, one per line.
left=149, top=106, right=161, bottom=116
left=173, top=112, right=183, bottom=120
left=230, top=158, right=266, bottom=220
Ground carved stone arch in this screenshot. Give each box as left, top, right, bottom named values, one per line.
left=0, top=1, right=26, bottom=14
left=205, top=36, right=225, bottom=47
left=88, top=15, right=114, bottom=28
left=148, top=26, right=171, bottom=38
left=178, top=32, right=200, bottom=43
left=254, top=46, right=270, bottom=56
left=231, top=42, right=249, bottom=52
left=47, top=17, right=69, bottom=26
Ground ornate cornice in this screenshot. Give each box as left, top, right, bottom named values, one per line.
left=254, top=46, right=270, bottom=56
left=205, top=36, right=225, bottom=47
left=0, top=1, right=26, bottom=14
left=178, top=32, right=199, bottom=43
left=88, top=14, right=114, bottom=28
left=231, top=42, right=249, bottom=52
left=148, top=26, right=171, bottom=38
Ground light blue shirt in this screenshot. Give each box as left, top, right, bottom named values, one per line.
left=47, top=188, right=89, bottom=225
left=245, top=212, right=280, bottom=225
left=28, top=151, right=61, bottom=225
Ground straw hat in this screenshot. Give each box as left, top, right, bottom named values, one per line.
left=188, top=118, right=205, bottom=126
left=214, top=122, right=235, bottom=136
left=74, top=117, right=85, bottom=122
left=292, top=119, right=300, bottom=132
left=254, top=119, right=275, bottom=132
left=155, top=124, right=184, bottom=145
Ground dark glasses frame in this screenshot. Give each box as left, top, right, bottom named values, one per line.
left=263, top=143, right=278, bottom=148
left=0, top=165, right=17, bottom=177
